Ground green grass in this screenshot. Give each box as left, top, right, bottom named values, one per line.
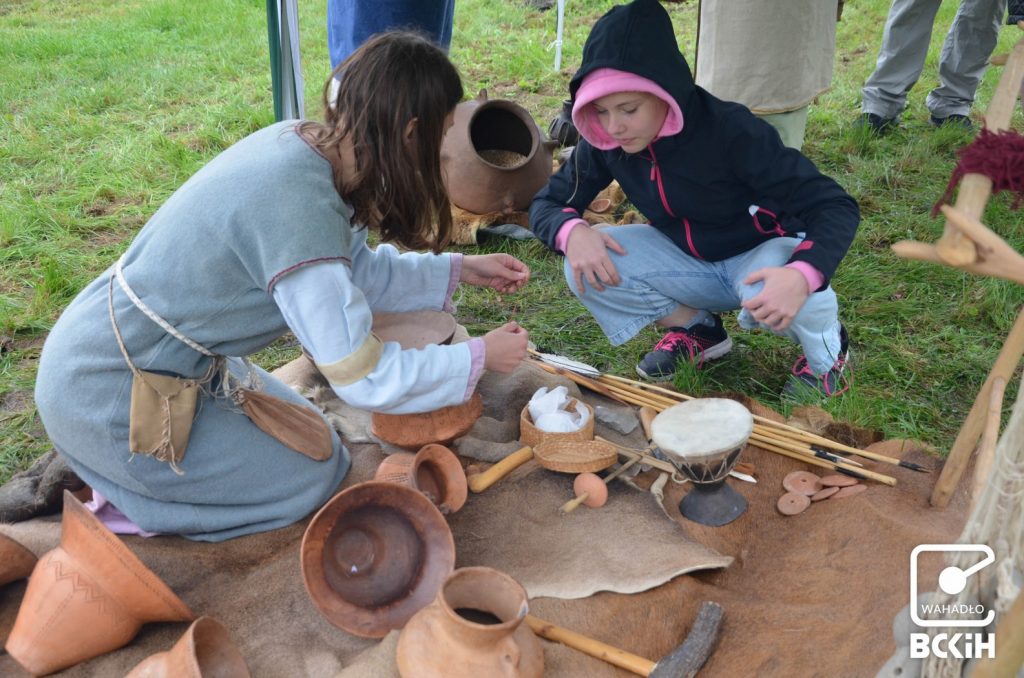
left=1, top=0, right=1022, bottom=483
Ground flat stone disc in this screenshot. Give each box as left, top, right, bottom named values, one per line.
left=820, top=474, right=858, bottom=487
left=777, top=492, right=811, bottom=516
left=782, top=471, right=822, bottom=496
left=811, top=486, right=840, bottom=502
left=830, top=484, right=867, bottom=500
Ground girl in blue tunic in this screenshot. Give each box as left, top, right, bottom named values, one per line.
left=34, top=32, right=530, bottom=542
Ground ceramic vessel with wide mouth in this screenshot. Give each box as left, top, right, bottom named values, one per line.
left=0, top=532, right=37, bottom=587
left=5, top=491, right=194, bottom=676
left=125, top=616, right=251, bottom=678
left=300, top=481, right=456, bottom=639
left=373, top=444, right=468, bottom=514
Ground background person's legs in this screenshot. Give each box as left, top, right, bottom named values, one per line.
left=327, top=0, right=455, bottom=70
left=861, top=0, right=943, bottom=120
left=925, top=0, right=1007, bottom=120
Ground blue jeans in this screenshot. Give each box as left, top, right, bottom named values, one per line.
left=564, top=224, right=844, bottom=374
left=327, top=0, right=455, bottom=69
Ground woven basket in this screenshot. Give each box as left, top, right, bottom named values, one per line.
left=519, top=399, right=595, bottom=446
left=533, top=439, right=618, bottom=474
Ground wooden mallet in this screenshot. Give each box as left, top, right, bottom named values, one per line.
left=526, top=600, right=724, bottom=676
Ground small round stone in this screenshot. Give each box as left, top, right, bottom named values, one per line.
left=777, top=492, right=812, bottom=516
left=820, top=474, right=858, bottom=487
left=811, top=486, right=840, bottom=501
left=830, top=484, right=867, bottom=500
left=783, top=471, right=823, bottom=496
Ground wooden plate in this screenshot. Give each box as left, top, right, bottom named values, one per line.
left=372, top=311, right=457, bottom=350
left=533, top=440, right=618, bottom=474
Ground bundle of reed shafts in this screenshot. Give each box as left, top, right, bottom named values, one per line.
left=526, top=353, right=907, bottom=486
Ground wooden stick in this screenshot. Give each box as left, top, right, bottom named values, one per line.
left=533, top=356, right=906, bottom=469
left=750, top=436, right=897, bottom=486
left=525, top=614, right=655, bottom=676
left=970, top=589, right=1024, bottom=678
left=560, top=456, right=642, bottom=513
left=933, top=307, right=1024, bottom=507
left=751, top=427, right=864, bottom=467
left=969, top=376, right=1007, bottom=514
left=527, top=358, right=634, bottom=406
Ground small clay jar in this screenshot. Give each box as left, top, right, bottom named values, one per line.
left=441, top=89, right=557, bottom=215
left=374, top=444, right=468, bottom=514
left=125, top=616, right=251, bottom=678
left=5, top=491, right=193, bottom=676
left=0, top=532, right=37, bottom=587
left=396, top=566, right=544, bottom=678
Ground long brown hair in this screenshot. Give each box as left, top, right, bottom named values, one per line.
left=299, top=32, right=463, bottom=253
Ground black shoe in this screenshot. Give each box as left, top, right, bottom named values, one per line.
left=929, top=113, right=973, bottom=130
left=548, top=98, right=579, bottom=148
left=635, top=315, right=733, bottom=382
left=783, top=325, right=851, bottom=400
left=855, top=112, right=897, bottom=135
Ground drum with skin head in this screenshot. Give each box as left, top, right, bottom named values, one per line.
left=651, top=398, right=753, bottom=526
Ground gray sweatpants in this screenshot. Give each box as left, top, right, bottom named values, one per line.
left=861, top=0, right=1006, bottom=119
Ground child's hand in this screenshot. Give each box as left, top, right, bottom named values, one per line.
left=461, top=254, right=530, bottom=294
left=565, top=225, right=627, bottom=293
left=741, top=267, right=810, bottom=331
left=482, top=321, right=529, bottom=373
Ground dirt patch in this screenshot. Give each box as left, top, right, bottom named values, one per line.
left=0, top=390, right=32, bottom=417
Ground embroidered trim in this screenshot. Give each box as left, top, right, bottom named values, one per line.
left=267, top=256, right=352, bottom=292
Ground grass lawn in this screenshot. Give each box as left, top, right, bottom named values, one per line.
left=1, top=0, right=1022, bottom=483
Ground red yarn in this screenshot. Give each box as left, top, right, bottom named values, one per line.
left=932, top=127, right=1024, bottom=216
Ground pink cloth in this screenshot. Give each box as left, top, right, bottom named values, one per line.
left=554, top=218, right=590, bottom=253
left=85, top=490, right=159, bottom=537
left=784, top=261, right=824, bottom=293
left=572, top=68, right=683, bottom=150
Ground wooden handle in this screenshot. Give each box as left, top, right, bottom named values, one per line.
left=639, top=406, right=657, bottom=441
left=525, top=614, right=655, bottom=676
left=467, top=446, right=533, bottom=493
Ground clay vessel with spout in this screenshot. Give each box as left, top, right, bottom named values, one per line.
left=441, top=89, right=556, bottom=215
left=396, top=566, right=544, bottom=677
left=125, top=616, right=251, bottom=678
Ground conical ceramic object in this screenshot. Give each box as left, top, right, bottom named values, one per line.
left=441, top=89, right=556, bottom=214
left=301, top=481, right=456, bottom=639
left=397, top=566, right=544, bottom=678
left=372, top=392, right=483, bottom=450
left=125, top=616, right=251, bottom=678
left=0, top=532, right=37, bottom=587
left=373, top=444, right=468, bottom=514
left=5, top=491, right=194, bottom=676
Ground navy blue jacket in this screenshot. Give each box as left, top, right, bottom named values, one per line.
left=529, top=0, right=859, bottom=290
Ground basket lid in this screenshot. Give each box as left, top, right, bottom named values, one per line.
left=533, top=439, right=618, bottom=473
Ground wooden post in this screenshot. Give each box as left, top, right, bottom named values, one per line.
left=934, top=38, right=1024, bottom=265
left=931, top=308, right=1024, bottom=507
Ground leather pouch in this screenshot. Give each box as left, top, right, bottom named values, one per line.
left=128, top=370, right=200, bottom=466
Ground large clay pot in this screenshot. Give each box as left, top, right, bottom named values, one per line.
left=372, top=392, right=483, bottom=450
left=300, top=481, right=456, bottom=639
left=125, top=616, right=251, bottom=678
left=373, top=444, right=468, bottom=514
left=441, top=89, right=557, bottom=215
left=0, top=532, right=37, bottom=587
left=5, top=491, right=193, bottom=676
left=396, top=566, right=544, bottom=678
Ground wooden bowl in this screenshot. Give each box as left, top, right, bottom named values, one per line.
left=372, top=393, right=483, bottom=450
